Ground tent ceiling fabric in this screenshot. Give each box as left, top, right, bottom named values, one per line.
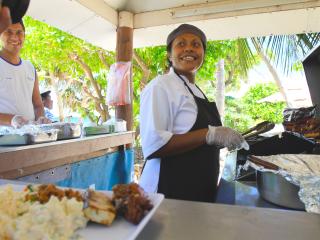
left=26, top=0, right=320, bottom=51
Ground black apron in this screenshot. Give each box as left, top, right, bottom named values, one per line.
left=157, top=72, right=222, bottom=203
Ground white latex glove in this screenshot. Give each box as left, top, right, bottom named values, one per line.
left=11, top=115, right=29, bottom=128
left=206, top=125, right=249, bottom=151
left=35, top=116, right=52, bottom=125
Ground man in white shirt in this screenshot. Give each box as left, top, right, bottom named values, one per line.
left=41, top=90, right=57, bottom=122
left=0, top=20, right=50, bottom=127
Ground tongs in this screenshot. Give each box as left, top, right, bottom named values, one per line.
left=247, top=155, right=279, bottom=171
left=242, top=121, right=275, bottom=140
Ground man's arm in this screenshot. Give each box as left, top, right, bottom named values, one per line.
left=32, top=73, right=45, bottom=120
left=0, top=7, right=11, bottom=35
left=0, top=113, right=15, bottom=126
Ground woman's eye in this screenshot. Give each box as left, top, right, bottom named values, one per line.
left=193, top=42, right=201, bottom=47
left=178, top=41, right=185, bottom=47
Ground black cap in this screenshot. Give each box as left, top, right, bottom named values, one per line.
left=166, top=24, right=207, bottom=51
left=41, top=90, right=51, bottom=100
left=2, top=0, right=30, bottom=24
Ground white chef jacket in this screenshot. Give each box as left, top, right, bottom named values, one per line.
left=139, top=68, right=206, bottom=193
left=0, top=57, right=36, bottom=121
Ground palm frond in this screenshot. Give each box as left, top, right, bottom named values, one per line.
left=235, top=38, right=256, bottom=77
left=255, top=33, right=320, bottom=74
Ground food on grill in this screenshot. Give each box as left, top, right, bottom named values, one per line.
left=283, top=118, right=320, bottom=139
left=112, top=183, right=153, bottom=224
left=83, top=189, right=116, bottom=225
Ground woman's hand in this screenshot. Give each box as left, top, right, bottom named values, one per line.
left=206, top=125, right=249, bottom=151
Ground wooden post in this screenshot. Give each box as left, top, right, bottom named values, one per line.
left=116, top=11, right=134, bottom=131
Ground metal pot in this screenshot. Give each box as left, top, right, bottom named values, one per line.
left=256, top=171, right=305, bottom=210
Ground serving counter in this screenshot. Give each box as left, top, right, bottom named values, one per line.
left=135, top=198, right=320, bottom=240
left=0, top=131, right=135, bottom=190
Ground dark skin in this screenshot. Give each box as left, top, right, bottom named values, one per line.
left=149, top=33, right=208, bottom=159
left=0, top=7, right=11, bottom=35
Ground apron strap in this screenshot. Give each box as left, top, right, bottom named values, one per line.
left=174, top=70, right=209, bottom=101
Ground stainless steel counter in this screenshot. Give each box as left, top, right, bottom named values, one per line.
left=136, top=198, right=320, bottom=240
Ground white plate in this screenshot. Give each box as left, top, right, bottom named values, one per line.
left=6, top=184, right=164, bottom=240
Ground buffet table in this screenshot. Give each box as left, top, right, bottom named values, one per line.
left=0, top=132, right=135, bottom=190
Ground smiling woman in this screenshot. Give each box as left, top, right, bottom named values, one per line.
left=139, top=24, right=248, bottom=203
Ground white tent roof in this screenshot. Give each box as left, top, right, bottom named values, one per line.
left=26, top=0, right=320, bottom=50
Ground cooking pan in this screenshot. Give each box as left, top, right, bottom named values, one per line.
left=256, top=171, right=305, bottom=210
left=248, top=155, right=305, bottom=210
left=2, top=0, right=30, bottom=23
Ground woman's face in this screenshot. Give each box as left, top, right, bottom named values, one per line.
left=168, top=33, right=205, bottom=74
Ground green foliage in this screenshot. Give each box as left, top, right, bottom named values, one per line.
left=21, top=16, right=115, bottom=122
left=242, top=83, right=286, bottom=123
left=224, top=83, right=286, bottom=132
left=224, top=97, right=255, bottom=132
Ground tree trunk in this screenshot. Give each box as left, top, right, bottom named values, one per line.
left=132, top=50, right=152, bottom=139
left=133, top=50, right=150, bottom=91
left=215, top=59, right=225, bottom=119
left=252, top=38, right=292, bottom=107
left=70, top=53, right=109, bottom=122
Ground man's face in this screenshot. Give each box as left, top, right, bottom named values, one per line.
left=43, top=95, right=53, bottom=109
left=0, top=23, right=25, bottom=54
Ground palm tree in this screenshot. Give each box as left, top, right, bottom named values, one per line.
left=237, top=33, right=320, bottom=106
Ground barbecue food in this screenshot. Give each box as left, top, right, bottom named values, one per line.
left=283, top=117, right=320, bottom=141
left=24, top=184, right=83, bottom=203
left=112, top=183, right=153, bottom=225
left=83, top=190, right=116, bottom=225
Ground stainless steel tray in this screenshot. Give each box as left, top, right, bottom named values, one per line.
left=0, top=131, right=58, bottom=146
left=39, top=123, right=82, bottom=140
left=256, top=171, right=305, bottom=210
left=0, top=134, right=29, bottom=146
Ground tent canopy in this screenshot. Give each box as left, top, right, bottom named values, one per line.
left=26, top=0, right=320, bottom=50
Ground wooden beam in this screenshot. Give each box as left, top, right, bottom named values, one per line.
left=77, top=0, right=118, bottom=26
left=116, top=12, right=134, bottom=131
left=0, top=147, right=119, bottom=179
left=0, top=132, right=135, bottom=178
left=134, top=0, right=320, bottom=28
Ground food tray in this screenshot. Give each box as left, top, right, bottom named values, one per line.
left=0, top=131, right=58, bottom=146
left=0, top=134, right=29, bottom=146
left=84, top=126, right=112, bottom=136
left=39, top=123, right=82, bottom=140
